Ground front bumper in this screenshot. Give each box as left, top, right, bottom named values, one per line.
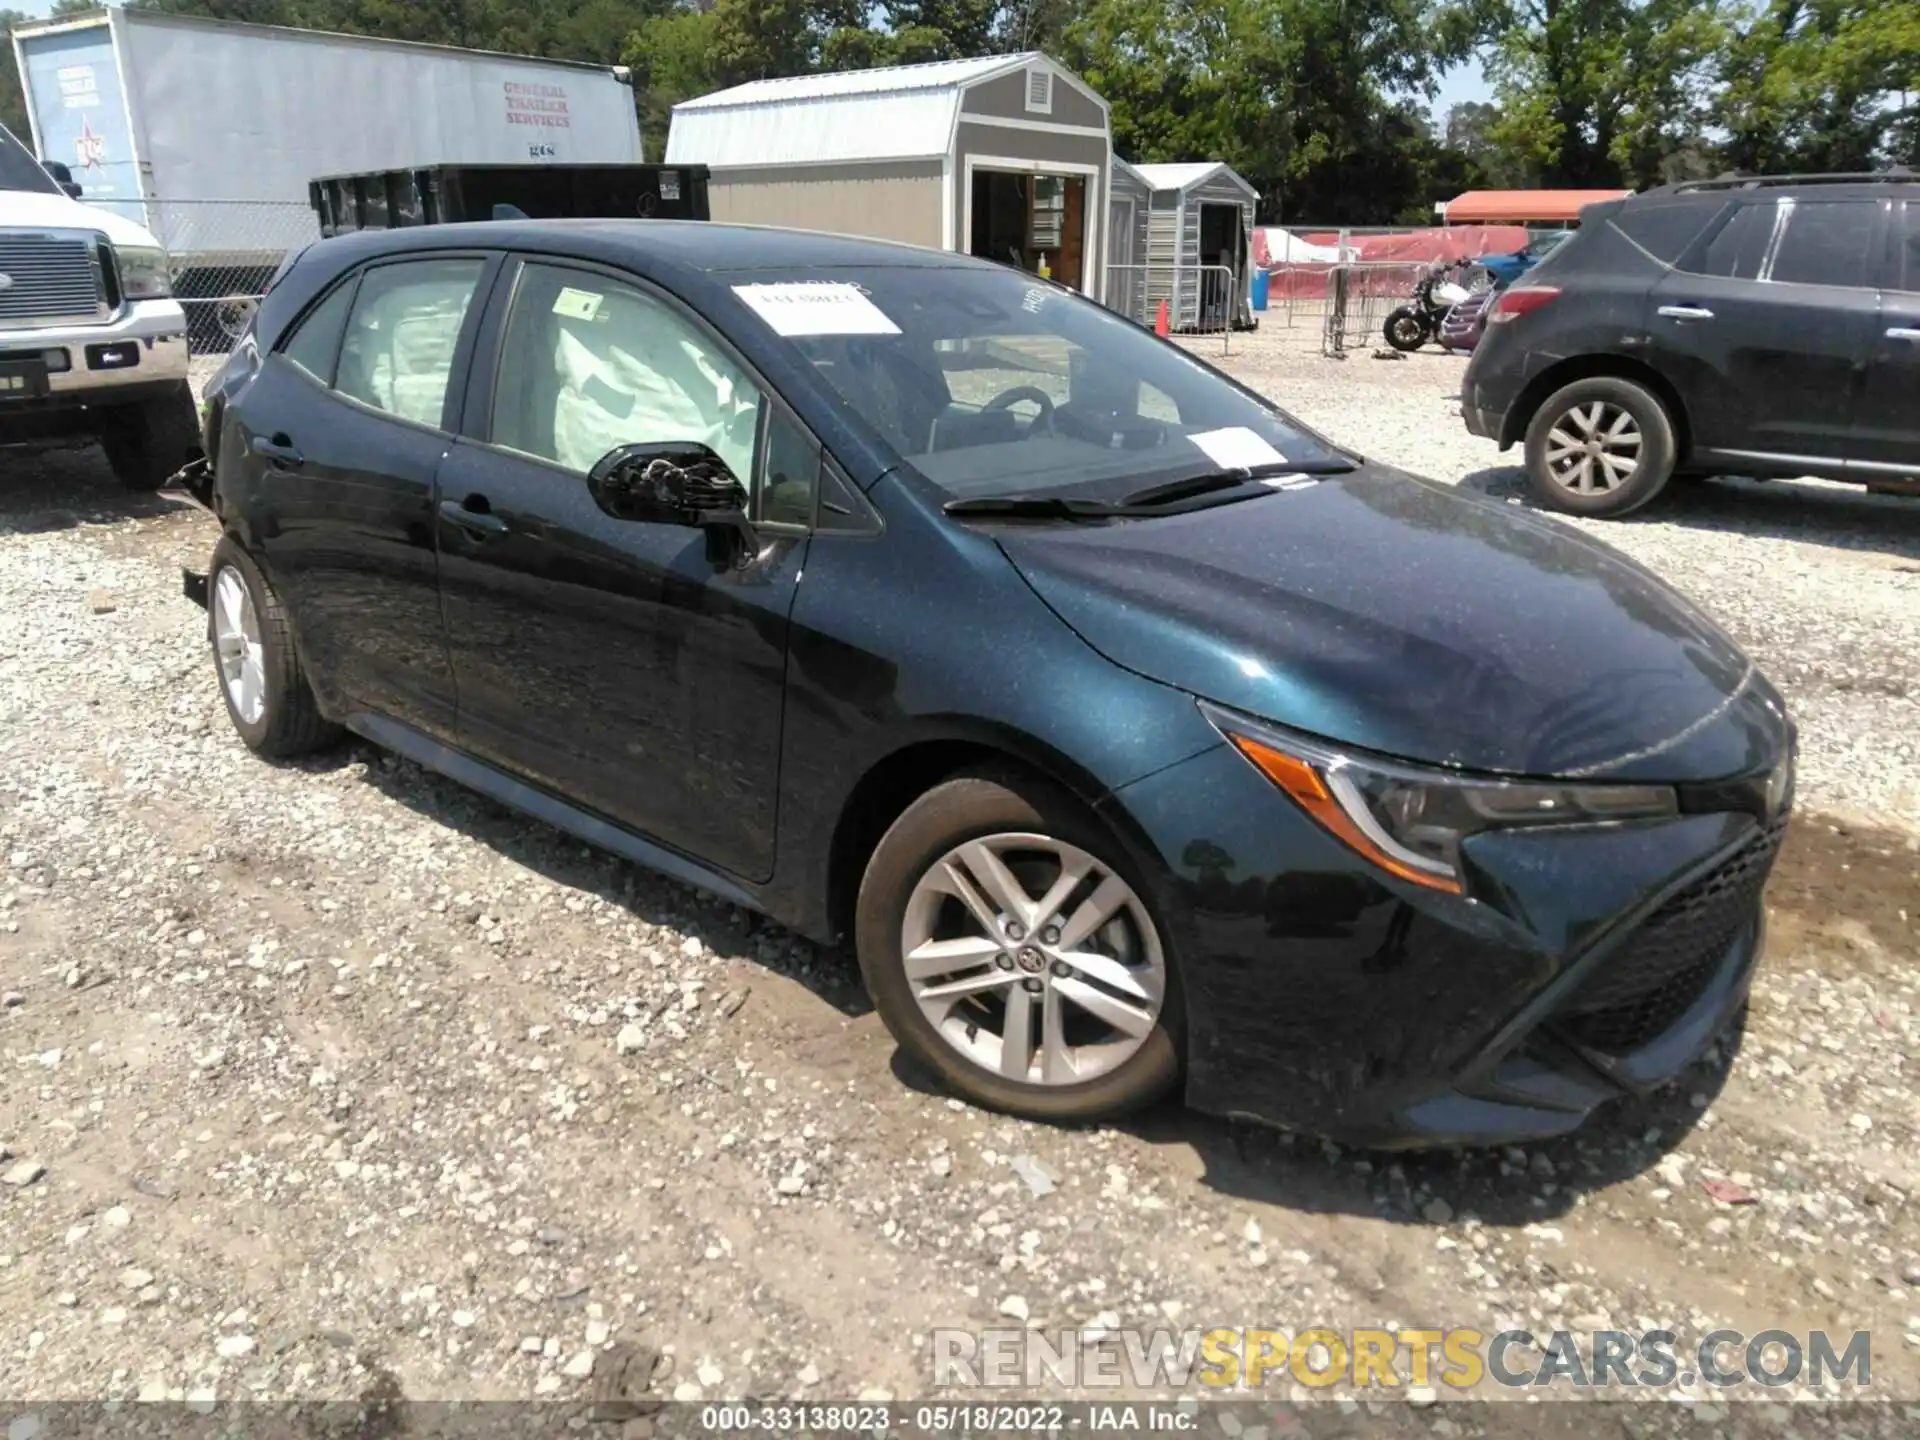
left=0, top=299, right=191, bottom=404
left=1104, top=743, right=1787, bottom=1148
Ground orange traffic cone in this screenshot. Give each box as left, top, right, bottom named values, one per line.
left=1154, top=299, right=1170, bottom=337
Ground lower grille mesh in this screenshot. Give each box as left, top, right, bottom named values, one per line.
left=1559, top=819, right=1786, bottom=1055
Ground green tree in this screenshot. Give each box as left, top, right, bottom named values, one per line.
left=1065, top=0, right=1475, bottom=222
left=1, top=9, right=30, bottom=142
left=1481, top=0, right=1726, bottom=188
left=1713, top=0, right=1920, bottom=170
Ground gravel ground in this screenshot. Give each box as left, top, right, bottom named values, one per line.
left=2, top=343, right=1918, bottom=1422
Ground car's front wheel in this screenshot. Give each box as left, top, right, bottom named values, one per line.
left=207, top=536, right=341, bottom=758
left=1523, top=376, right=1678, bottom=518
left=856, top=769, right=1182, bottom=1122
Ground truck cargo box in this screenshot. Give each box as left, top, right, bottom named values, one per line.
left=310, top=163, right=711, bottom=237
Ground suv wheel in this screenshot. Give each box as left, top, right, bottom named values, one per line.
left=208, top=536, right=341, bottom=758
left=856, top=769, right=1182, bottom=1122
left=1523, top=376, right=1678, bottom=518
left=100, top=382, right=201, bottom=493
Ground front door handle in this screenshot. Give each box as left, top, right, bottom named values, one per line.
left=251, top=433, right=303, bottom=468
left=1888, top=327, right=1920, bottom=343
left=1657, top=305, right=1715, bottom=321
left=439, top=496, right=509, bottom=540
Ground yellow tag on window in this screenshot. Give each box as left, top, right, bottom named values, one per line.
left=553, top=287, right=603, bottom=321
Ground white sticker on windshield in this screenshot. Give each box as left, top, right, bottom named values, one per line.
left=553, top=286, right=603, bottom=322
left=732, top=282, right=901, bottom=337
left=1188, top=427, right=1286, bottom=470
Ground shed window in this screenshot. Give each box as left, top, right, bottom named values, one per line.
left=1025, top=68, right=1053, bottom=114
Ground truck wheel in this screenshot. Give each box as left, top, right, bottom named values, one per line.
left=100, top=383, right=201, bottom=493
left=856, top=768, right=1183, bottom=1123
left=207, top=535, right=341, bottom=758
left=1523, top=376, right=1677, bottom=518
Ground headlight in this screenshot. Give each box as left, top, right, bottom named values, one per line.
left=115, top=245, right=172, bottom=300
left=1203, top=703, right=1678, bottom=895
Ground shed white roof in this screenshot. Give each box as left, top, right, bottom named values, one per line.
left=666, top=52, right=1086, bottom=168
left=1134, top=161, right=1258, bottom=199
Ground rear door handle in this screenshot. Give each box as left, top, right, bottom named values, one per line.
left=1888, top=327, right=1920, bottom=342
left=1657, top=305, right=1715, bottom=321
left=438, top=496, right=509, bottom=539
left=251, top=433, right=303, bottom=468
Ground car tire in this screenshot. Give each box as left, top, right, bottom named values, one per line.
left=1523, top=376, right=1678, bottom=518
left=207, top=535, right=341, bottom=759
left=100, top=382, right=201, bottom=493
left=1383, top=307, right=1429, bottom=352
left=856, top=768, right=1183, bottom=1123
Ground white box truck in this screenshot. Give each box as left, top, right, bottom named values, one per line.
left=10, top=6, right=644, bottom=347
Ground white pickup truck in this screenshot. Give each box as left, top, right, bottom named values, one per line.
left=1, top=120, right=198, bottom=490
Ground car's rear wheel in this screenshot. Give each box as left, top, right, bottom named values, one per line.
left=208, top=536, right=341, bottom=758
left=856, top=770, right=1182, bottom=1122
left=1524, top=376, right=1677, bottom=518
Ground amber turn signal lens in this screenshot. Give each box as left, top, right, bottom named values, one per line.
left=1223, top=732, right=1465, bottom=895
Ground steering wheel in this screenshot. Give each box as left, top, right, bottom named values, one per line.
left=982, top=385, right=1056, bottom=435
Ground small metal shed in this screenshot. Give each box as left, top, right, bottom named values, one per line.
left=1105, top=156, right=1154, bottom=321
left=1133, top=161, right=1259, bottom=331
left=665, top=54, right=1113, bottom=298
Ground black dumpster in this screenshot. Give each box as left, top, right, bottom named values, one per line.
left=309, top=163, right=711, bottom=237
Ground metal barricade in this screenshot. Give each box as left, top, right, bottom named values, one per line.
left=1102, top=263, right=1244, bottom=354
left=1319, top=262, right=1429, bottom=358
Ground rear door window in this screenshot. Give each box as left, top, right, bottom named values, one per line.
left=335, top=258, right=487, bottom=429
left=1766, top=200, right=1877, bottom=287
left=1695, top=203, right=1773, bottom=280
left=1692, top=198, right=1878, bottom=288
left=1888, top=201, right=1919, bottom=293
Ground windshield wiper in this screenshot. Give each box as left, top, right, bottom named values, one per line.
left=1122, top=462, right=1357, bottom=509
left=944, top=495, right=1136, bottom=522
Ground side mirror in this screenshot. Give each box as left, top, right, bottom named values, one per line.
left=586, top=441, right=757, bottom=561
left=42, top=159, right=81, bottom=198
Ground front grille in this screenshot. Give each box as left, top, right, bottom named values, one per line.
left=0, top=233, right=105, bottom=326
left=1559, top=819, right=1786, bottom=1054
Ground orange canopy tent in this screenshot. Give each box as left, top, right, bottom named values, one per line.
left=1443, top=189, right=1631, bottom=224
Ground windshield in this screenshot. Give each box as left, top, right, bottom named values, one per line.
left=0, top=123, right=59, bottom=197
left=733, top=266, right=1347, bottom=503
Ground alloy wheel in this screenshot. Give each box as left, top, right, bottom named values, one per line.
left=1544, top=401, right=1643, bottom=495
left=213, top=567, right=267, bottom=726
left=901, top=833, right=1165, bottom=1086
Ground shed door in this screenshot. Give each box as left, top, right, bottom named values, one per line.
left=1107, top=196, right=1139, bottom=318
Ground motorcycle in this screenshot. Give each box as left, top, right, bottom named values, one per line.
left=1382, top=263, right=1475, bottom=352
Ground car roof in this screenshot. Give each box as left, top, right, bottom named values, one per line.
left=299, top=219, right=989, bottom=277
left=1630, top=176, right=1918, bottom=205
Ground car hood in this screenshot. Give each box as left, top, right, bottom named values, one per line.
left=0, top=188, right=163, bottom=250
left=995, top=466, right=1786, bottom=781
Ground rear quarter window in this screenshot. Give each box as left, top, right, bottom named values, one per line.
left=1609, top=201, right=1720, bottom=264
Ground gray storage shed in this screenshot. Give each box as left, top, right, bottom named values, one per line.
left=1133, top=161, right=1260, bottom=330
left=665, top=54, right=1113, bottom=298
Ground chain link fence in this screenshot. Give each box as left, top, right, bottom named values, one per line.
left=1103, top=264, right=1242, bottom=355
left=86, top=199, right=322, bottom=355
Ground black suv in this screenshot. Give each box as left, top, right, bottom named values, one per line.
left=1463, top=172, right=1919, bottom=518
